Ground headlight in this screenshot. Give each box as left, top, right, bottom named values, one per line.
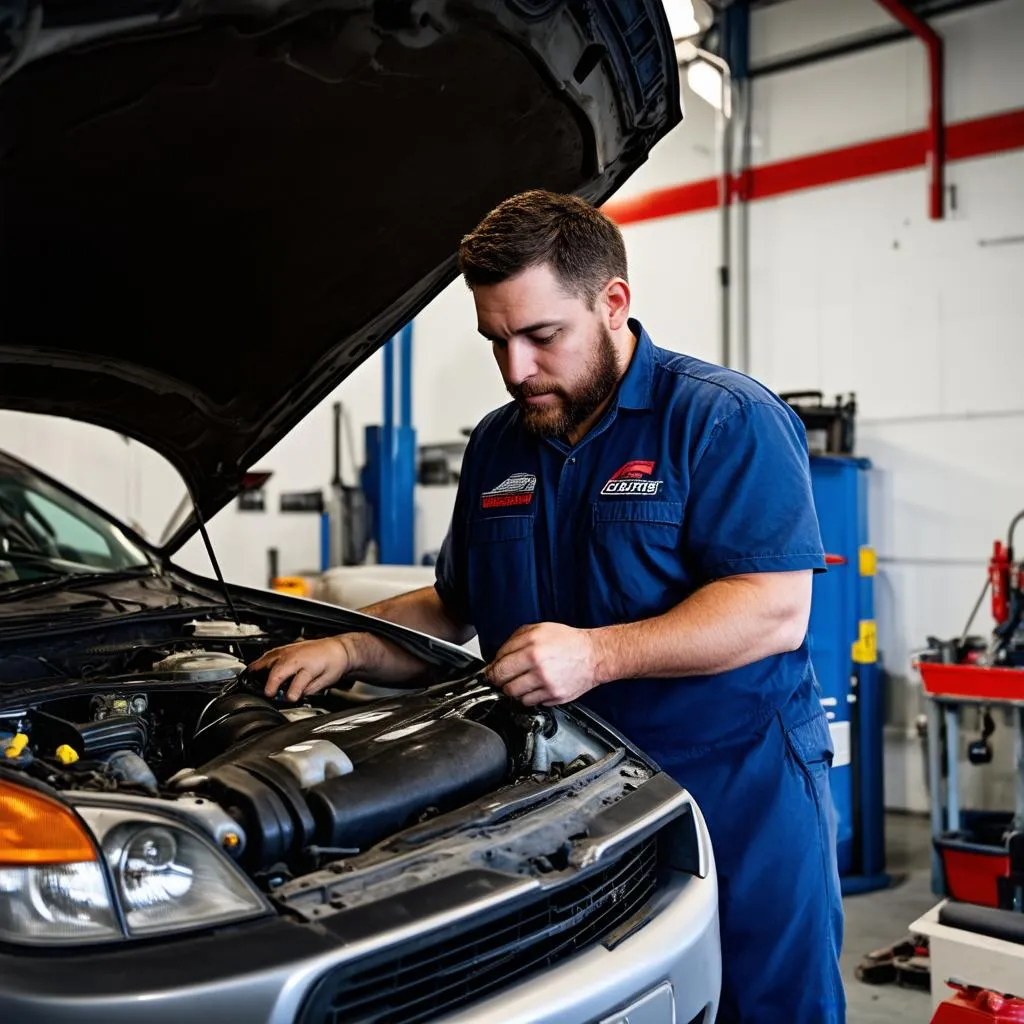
left=0, top=862, right=121, bottom=944
left=0, top=780, right=268, bottom=946
left=0, top=779, right=121, bottom=944
left=80, top=806, right=269, bottom=938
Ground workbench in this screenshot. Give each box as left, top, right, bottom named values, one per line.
left=918, top=661, right=1024, bottom=898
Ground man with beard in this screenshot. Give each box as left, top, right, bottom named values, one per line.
left=249, top=191, right=844, bottom=1023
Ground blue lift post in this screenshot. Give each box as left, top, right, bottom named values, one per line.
left=363, top=323, right=417, bottom=564
left=807, top=454, right=890, bottom=895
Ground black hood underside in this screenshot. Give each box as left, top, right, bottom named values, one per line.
left=0, top=0, right=681, bottom=551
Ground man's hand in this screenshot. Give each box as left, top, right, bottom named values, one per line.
left=249, top=637, right=352, bottom=703
left=485, top=623, right=600, bottom=707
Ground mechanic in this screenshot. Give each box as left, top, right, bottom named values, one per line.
left=250, top=190, right=845, bottom=1024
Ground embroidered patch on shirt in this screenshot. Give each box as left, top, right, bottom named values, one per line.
left=481, top=472, right=537, bottom=509
left=600, top=460, right=664, bottom=496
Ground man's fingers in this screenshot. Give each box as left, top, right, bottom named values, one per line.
left=302, top=670, right=334, bottom=698
left=501, top=674, right=547, bottom=701
left=488, top=630, right=550, bottom=686
left=250, top=638, right=352, bottom=704
left=265, top=656, right=300, bottom=698
left=487, top=647, right=538, bottom=687
left=250, top=648, right=285, bottom=674
left=285, top=667, right=316, bottom=703
left=491, top=625, right=540, bottom=664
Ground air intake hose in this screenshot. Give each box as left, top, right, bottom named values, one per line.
left=306, top=717, right=508, bottom=851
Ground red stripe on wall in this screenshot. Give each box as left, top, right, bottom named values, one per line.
left=950, top=107, right=1024, bottom=161
left=602, top=107, right=1024, bottom=225
left=597, top=178, right=722, bottom=227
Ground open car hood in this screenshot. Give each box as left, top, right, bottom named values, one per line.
left=0, top=0, right=680, bottom=553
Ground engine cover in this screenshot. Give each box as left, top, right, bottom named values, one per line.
left=306, top=716, right=507, bottom=850
left=177, top=691, right=510, bottom=870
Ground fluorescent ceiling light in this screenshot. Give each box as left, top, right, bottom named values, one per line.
left=662, top=0, right=701, bottom=40
left=687, top=58, right=724, bottom=112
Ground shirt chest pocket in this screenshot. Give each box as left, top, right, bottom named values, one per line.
left=585, top=500, right=688, bottom=624
left=465, top=515, right=541, bottom=660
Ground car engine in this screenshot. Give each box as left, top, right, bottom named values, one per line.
left=0, top=618, right=611, bottom=890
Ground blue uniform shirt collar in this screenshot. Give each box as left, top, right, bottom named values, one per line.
left=615, top=318, right=656, bottom=412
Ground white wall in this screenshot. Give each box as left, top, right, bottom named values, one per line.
left=741, top=0, right=1024, bottom=811
left=750, top=0, right=898, bottom=66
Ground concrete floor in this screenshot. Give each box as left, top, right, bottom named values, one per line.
left=843, top=813, right=939, bottom=1024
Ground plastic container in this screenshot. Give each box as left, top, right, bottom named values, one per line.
left=936, top=811, right=1014, bottom=909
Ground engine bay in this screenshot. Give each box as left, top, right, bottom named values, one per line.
left=0, top=616, right=617, bottom=893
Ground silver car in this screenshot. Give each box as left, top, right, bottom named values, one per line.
left=0, top=0, right=721, bottom=1020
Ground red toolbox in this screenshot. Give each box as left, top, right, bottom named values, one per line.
left=932, top=983, right=1024, bottom=1023
left=937, top=840, right=1012, bottom=909
left=935, top=812, right=1014, bottom=910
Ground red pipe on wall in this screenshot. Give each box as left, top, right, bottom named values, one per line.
left=873, top=0, right=945, bottom=220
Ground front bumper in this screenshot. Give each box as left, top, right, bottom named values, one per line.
left=0, top=784, right=720, bottom=1024
left=434, top=826, right=722, bottom=1024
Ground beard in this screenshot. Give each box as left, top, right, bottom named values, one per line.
left=507, top=324, right=621, bottom=439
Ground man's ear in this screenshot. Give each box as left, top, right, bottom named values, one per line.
left=603, top=278, right=631, bottom=331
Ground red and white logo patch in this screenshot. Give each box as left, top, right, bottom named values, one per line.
left=481, top=472, right=537, bottom=509
left=600, top=460, right=663, bottom=496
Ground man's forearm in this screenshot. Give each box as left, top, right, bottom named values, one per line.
left=254, top=586, right=475, bottom=699
left=329, top=585, right=475, bottom=686
left=590, top=571, right=812, bottom=684
left=358, top=585, right=474, bottom=645
left=335, top=631, right=435, bottom=686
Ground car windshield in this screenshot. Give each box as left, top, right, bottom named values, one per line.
left=0, top=459, right=152, bottom=584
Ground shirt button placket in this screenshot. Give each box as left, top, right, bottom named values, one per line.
left=554, top=454, right=577, bottom=617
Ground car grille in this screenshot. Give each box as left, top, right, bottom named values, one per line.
left=299, top=835, right=662, bottom=1024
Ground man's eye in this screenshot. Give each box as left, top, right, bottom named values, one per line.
left=532, top=332, right=559, bottom=345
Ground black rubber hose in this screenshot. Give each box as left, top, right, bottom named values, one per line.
left=958, top=576, right=991, bottom=653
left=1008, top=509, right=1024, bottom=557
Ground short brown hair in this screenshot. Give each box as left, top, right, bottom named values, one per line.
left=458, top=190, right=627, bottom=306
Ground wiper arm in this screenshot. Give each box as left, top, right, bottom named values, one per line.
left=0, top=567, right=157, bottom=601
left=0, top=550, right=67, bottom=569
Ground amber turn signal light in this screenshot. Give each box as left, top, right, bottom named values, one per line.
left=0, top=780, right=96, bottom=865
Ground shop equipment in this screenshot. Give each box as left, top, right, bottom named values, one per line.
left=806, top=452, right=888, bottom=894
left=780, top=391, right=857, bottom=455
left=915, top=509, right=1024, bottom=908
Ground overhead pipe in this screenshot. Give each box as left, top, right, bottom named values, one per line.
left=753, top=0, right=995, bottom=78
left=724, top=2, right=750, bottom=375
left=678, top=42, right=733, bottom=367
left=713, top=50, right=734, bottom=370
left=873, top=0, right=945, bottom=219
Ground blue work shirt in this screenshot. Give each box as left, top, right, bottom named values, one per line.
left=435, top=319, right=827, bottom=761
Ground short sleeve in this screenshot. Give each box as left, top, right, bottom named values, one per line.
left=433, top=431, right=480, bottom=625
left=683, top=401, right=825, bottom=581
left=433, top=511, right=469, bottom=625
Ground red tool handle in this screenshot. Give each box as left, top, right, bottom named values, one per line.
left=990, top=540, right=1011, bottom=625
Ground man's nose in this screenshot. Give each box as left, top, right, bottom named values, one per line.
left=504, top=338, right=537, bottom=385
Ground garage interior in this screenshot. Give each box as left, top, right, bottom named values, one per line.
left=1, top=0, right=1023, bottom=1021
